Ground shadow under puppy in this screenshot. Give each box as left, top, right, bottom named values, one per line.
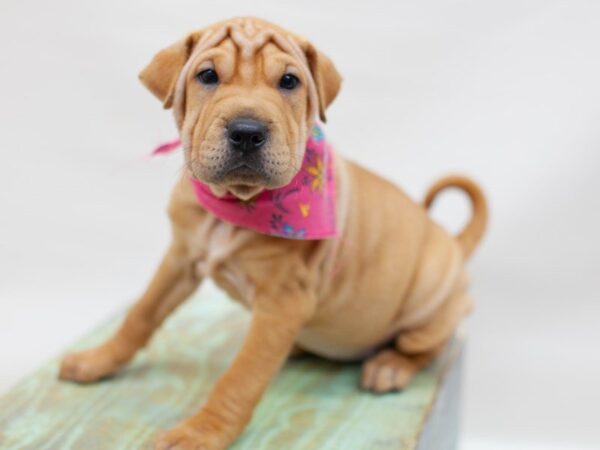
left=59, top=17, right=488, bottom=450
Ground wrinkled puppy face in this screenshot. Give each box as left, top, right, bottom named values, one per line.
left=140, top=18, right=342, bottom=200
left=185, top=38, right=308, bottom=198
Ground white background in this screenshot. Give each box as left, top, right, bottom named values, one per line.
left=1, top=1, right=599, bottom=449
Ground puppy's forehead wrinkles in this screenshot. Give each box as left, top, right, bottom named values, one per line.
left=173, top=18, right=319, bottom=128
left=228, top=19, right=304, bottom=82
left=229, top=18, right=271, bottom=62
left=220, top=19, right=310, bottom=75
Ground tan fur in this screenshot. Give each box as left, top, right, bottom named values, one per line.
left=59, top=17, right=488, bottom=450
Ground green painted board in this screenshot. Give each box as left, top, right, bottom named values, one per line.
left=0, top=290, right=462, bottom=450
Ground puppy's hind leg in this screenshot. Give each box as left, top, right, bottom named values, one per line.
left=396, top=290, right=472, bottom=355
left=361, top=290, right=472, bottom=393
left=59, top=242, right=202, bottom=383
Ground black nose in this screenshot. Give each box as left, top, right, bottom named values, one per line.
left=227, top=118, right=267, bottom=154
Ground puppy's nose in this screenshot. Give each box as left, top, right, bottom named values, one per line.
left=227, top=118, right=267, bottom=154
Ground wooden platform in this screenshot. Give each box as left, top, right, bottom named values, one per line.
left=0, top=290, right=463, bottom=450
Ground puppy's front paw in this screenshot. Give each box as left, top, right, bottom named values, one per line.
left=59, top=346, right=121, bottom=383
left=154, top=424, right=227, bottom=450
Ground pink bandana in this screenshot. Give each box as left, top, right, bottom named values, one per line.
left=154, top=125, right=337, bottom=240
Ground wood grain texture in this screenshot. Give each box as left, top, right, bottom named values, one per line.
left=0, top=291, right=462, bottom=450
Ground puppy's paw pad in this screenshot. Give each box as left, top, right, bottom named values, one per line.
left=360, top=349, right=416, bottom=393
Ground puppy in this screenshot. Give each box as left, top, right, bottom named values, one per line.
left=59, top=17, right=488, bottom=450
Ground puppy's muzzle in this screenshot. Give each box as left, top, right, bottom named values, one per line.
left=227, top=118, right=268, bottom=155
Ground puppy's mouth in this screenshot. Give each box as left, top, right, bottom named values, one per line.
left=220, top=160, right=268, bottom=185
left=191, top=158, right=270, bottom=200
left=220, top=166, right=266, bottom=200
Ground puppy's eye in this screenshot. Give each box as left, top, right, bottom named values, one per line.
left=279, top=73, right=300, bottom=90
left=196, top=69, right=219, bottom=85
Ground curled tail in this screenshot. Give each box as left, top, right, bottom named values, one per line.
left=424, top=175, right=488, bottom=259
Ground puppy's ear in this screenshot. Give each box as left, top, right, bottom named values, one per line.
left=304, top=44, right=342, bottom=123
left=139, top=33, right=200, bottom=109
